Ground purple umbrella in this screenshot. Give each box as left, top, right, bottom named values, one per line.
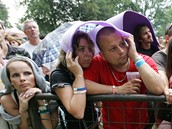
left=32, top=21, right=98, bottom=70
left=61, top=21, right=131, bottom=55
left=107, top=10, right=159, bottom=51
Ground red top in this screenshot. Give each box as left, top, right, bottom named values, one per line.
left=84, top=54, right=158, bottom=129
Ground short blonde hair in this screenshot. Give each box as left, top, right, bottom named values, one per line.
left=23, top=19, right=39, bottom=31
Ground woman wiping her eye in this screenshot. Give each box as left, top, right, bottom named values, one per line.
left=50, top=29, right=99, bottom=129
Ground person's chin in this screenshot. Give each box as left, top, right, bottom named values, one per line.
left=82, top=64, right=90, bottom=69
left=121, top=55, right=128, bottom=61
left=149, top=39, right=153, bottom=43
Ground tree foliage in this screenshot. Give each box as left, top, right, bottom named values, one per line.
left=131, top=0, right=172, bottom=36
left=0, top=0, right=9, bottom=27
left=19, top=0, right=69, bottom=35
left=19, top=0, right=172, bottom=36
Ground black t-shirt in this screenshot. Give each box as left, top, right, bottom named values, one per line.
left=137, top=45, right=158, bottom=57
left=50, top=69, right=98, bottom=129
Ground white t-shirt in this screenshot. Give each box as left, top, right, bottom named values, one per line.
left=19, top=41, right=38, bottom=58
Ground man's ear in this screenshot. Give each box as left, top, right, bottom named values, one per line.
left=99, top=51, right=106, bottom=60
left=165, top=35, right=170, bottom=40
left=165, top=35, right=170, bottom=45
left=165, top=35, right=170, bottom=41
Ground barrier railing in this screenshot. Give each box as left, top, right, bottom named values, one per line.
left=29, top=93, right=169, bottom=129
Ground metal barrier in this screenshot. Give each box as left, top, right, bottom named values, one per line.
left=29, top=93, right=171, bottom=129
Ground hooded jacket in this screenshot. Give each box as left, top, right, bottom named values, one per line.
left=0, top=56, right=50, bottom=96
left=0, top=56, right=50, bottom=129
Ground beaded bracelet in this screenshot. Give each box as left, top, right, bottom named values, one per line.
left=38, top=104, right=49, bottom=114
left=135, top=59, right=145, bottom=68
left=73, top=87, right=87, bottom=91
left=112, top=85, right=116, bottom=94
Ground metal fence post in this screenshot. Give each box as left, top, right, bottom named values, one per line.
left=29, top=97, right=42, bottom=129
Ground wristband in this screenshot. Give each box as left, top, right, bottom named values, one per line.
left=135, top=59, right=145, bottom=68
left=112, top=85, right=116, bottom=94
left=73, top=87, right=86, bottom=91
left=134, top=55, right=143, bottom=63
left=74, top=90, right=87, bottom=94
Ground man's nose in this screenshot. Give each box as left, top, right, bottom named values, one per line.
left=118, top=46, right=124, bottom=54
left=148, top=32, right=152, bottom=37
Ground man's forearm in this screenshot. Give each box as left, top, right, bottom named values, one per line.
left=85, top=80, right=112, bottom=94
left=137, top=63, right=165, bottom=95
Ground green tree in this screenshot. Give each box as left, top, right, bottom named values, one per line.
left=20, top=0, right=172, bottom=36
left=130, top=0, right=172, bottom=36
left=154, top=4, right=172, bottom=36
left=70, top=0, right=119, bottom=20
left=20, top=0, right=125, bottom=34
left=0, top=0, right=9, bottom=27
left=20, top=0, right=77, bottom=35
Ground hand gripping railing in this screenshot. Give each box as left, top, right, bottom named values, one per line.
left=29, top=93, right=166, bottom=129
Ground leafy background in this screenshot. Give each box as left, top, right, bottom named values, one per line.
left=0, top=0, right=172, bottom=37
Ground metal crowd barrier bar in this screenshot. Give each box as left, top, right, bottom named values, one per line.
left=29, top=93, right=168, bottom=129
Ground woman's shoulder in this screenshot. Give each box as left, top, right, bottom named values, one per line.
left=1, top=93, right=18, bottom=113
left=51, top=68, right=70, bottom=77
left=1, top=93, right=13, bottom=103
left=50, top=68, right=73, bottom=84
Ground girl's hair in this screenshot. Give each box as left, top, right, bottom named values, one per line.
left=5, top=35, right=22, bottom=46
left=57, top=31, right=94, bottom=72
left=72, top=31, right=95, bottom=58
left=166, top=38, right=172, bottom=79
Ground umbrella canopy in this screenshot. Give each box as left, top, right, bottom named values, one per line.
left=61, top=21, right=131, bottom=56
left=33, top=20, right=131, bottom=70
left=107, top=10, right=159, bottom=51
left=32, top=22, right=74, bottom=69
left=32, top=21, right=97, bottom=70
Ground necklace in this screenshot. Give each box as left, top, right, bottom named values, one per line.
left=110, top=60, right=130, bottom=82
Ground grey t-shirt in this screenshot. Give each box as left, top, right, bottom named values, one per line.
left=151, top=50, right=167, bottom=71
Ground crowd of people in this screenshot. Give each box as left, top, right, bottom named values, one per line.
left=0, top=10, right=171, bottom=129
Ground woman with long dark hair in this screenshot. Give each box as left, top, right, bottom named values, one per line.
left=50, top=30, right=98, bottom=129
